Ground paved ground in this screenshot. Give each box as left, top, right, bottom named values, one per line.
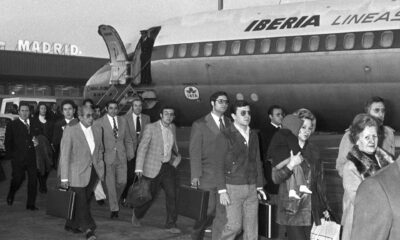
left=0, top=130, right=348, bottom=240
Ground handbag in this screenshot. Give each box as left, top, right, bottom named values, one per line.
left=128, top=176, right=152, bottom=208
left=46, top=188, right=76, bottom=220
left=177, top=185, right=209, bottom=221
left=310, top=218, right=341, bottom=240
left=94, top=181, right=106, bottom=201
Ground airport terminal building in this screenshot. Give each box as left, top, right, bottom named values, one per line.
left=0, top=50, right=107, bottom=103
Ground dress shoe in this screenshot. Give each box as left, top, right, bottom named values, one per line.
left=85, top=230, right=97, bottom=240
left=6, top=196, right=14, bottom=206
left=165, top=227, right=181, bottom=234
left=110, top=211, right=119, bottom=219
left=131, top=213, right=141, bottom=227
left=64, top=226, right=83, bottom=234
left=26, top=205, right=39, bottom=211
left=96, top=200, right=105, bottom=206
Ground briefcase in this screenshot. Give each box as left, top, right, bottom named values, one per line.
left=46, top=188, right=76, bottom=220
left=177, top=185, right=209, bottom=221
left=258, top=200, right=278, bottom=239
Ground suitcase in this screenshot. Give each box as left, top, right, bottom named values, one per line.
left=177, top=185, right=209, bottom=221
left=258, top=200, right=278, bottom=239
left=46, top=188, right=76, bottom=220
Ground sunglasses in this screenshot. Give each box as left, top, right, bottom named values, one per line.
left=85, top=114, right=94, bottom=118
left=216, top=99, right=229, bottom=105
left=239, top=110, right=251, bottom=116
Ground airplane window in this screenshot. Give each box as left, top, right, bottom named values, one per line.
left=276, top=38, right=286, bottom=53
left=191, top=43, right=200, bottom=57
left=260, top=39, right=271, bottom=53
left=245, top=40, right=256, bottom=54
left=166, top=45, right=175, bottom=58
left=362, top=32, right=374, bottom=49
left=326, top=35, right=337, bottom=51
left=231, top=41, right=241, bottom=55
left=292, top=37, right=302, bottom=52
left=178, top=44, right=187, bottom=57
left=309, top=36, right=319, bottom=51
left=218, top=41, right=227, bottom=55
left=344, top=33, right=355, bottom=50
left=381, top=31, right=394, bottom=48
left=204, top=43, right=213, bottom=56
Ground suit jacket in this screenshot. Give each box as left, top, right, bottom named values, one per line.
left=5, top=118, right=37, bottom=164
left=59, top=123, right=104, bottom=187
left=94, top=115, right=134, bottom=165
left=52, top=118, right=79, bottom=147
left=135, top=120, right=179, bottom=178
left=259, top=122, right=280, bottom=161
left=351, top=159, right=400, bottom=240
left=124, top=110, right=150, bottom=149
left=189, top=113, right=231, bottom=188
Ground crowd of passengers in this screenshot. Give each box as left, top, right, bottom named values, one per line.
left=2, top=94, right=397, bottom=240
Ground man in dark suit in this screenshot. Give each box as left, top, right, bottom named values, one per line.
left=94, top=100, right=134, bottom=219
left=52, top=99, right=79, bottom=169
left=60, top=106, right=104, bottom=240
left=189, top=91, right=231, bottom=240
left=48, top=102, right=62, bottom=122
left=6, top=103, right=39, bottom=210
left=351, top=159, right=400, bottom=240
left=132, top=106, right=182, bottom=234
left=120, top=96, right=150, bottom=205
left=259, top=105, right=284, bottom=196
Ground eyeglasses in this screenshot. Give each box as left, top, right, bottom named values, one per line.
left=85, top=114, right=94, bottom=118
left=239, top=110, right=251, bottom=116
left=216, top=99, right=229, bottom=105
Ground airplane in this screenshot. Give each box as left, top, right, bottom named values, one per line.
left=84, top=0, right=400, bottom=132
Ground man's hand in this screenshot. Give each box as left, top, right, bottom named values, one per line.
left=323, top=210, right=330, bottom=219
left=135, top=171, right=143, bottom=178
left=32, top=136, right=39, bottom=147
left=191, top=178, right=200, bottom=187
left=287, top=150, right=303, bottom=170
left=219, top=192, right=231, bottom=206
left=60, top=181, right=69, bottom=189
left=257, top=189, right=268, bottom=201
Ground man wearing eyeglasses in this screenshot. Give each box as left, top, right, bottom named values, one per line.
left=189, top=91, right=231, bottom=240
left=59, top=106, right=104, bottom=240
left=214, top=100, right=266, bottom=240
left=132, top=106, right=182, bottom=234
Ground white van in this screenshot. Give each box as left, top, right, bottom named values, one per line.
left=0, top=97, right=56, bottom=114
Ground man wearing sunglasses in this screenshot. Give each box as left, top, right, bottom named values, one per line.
left=189, top=91, right=231, bottom=240
left=59, top=106, right=105, bottom=240
left=214, top=100, right=266, bottom=240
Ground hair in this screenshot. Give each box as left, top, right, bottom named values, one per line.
left=18, top=102, right=30, bottom=111
left=230, top=100, right=250, bottom=115
left=349, top=113, right=379, bottom=144
left=267, top=105, right=283, bottom=116
left=77, top=105, right=93, bottom=117
left=61, top=99, right=76, bottom=110
left=293, top=108, right=316, bottom=132
left=93, top=105, right=101, bottom=110
left=131, top=95, right=143, bottom=104
left=210, top=91, right=228, bottom=105
left=364, top=96, right=385, bottom=113
left=83, top=98, right=94, bottom=106
left=106, top=100, right=118, bottom=108
left=159, top=105, right=175, bottom=115
left=34, top=102, right=49, bottom=119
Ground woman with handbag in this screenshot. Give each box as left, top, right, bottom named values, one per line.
left=269, top=109, right=331, bottom=240
left=341, top=113, right=393, bottom=240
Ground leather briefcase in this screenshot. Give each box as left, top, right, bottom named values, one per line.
left=258, top=200, right=278, bottom=239
left=177, top=185, right=209, bottom=221
left=46, top=188, right=76, bottom=220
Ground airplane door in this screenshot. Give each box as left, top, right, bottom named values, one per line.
left=98, top=25, right=129, bottom=85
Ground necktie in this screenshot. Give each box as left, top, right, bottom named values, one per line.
left=219, top=118, right=225, bottom=131
left=112, top=117, right=118, bottom=138
left=24, top=119, right=30, bottom=134
left=136, top=116, right=141, bottom=135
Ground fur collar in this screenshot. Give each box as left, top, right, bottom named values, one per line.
left=347, top=145, right=393, bottom=178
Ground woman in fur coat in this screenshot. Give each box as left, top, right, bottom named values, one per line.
left=341, top=113, right=394, bottom=240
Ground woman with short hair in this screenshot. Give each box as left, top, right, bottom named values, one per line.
left=341, top=113, right=393, bottom=240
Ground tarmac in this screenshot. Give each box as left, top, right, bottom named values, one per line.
left=0, top=130, right=348, bottom=240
